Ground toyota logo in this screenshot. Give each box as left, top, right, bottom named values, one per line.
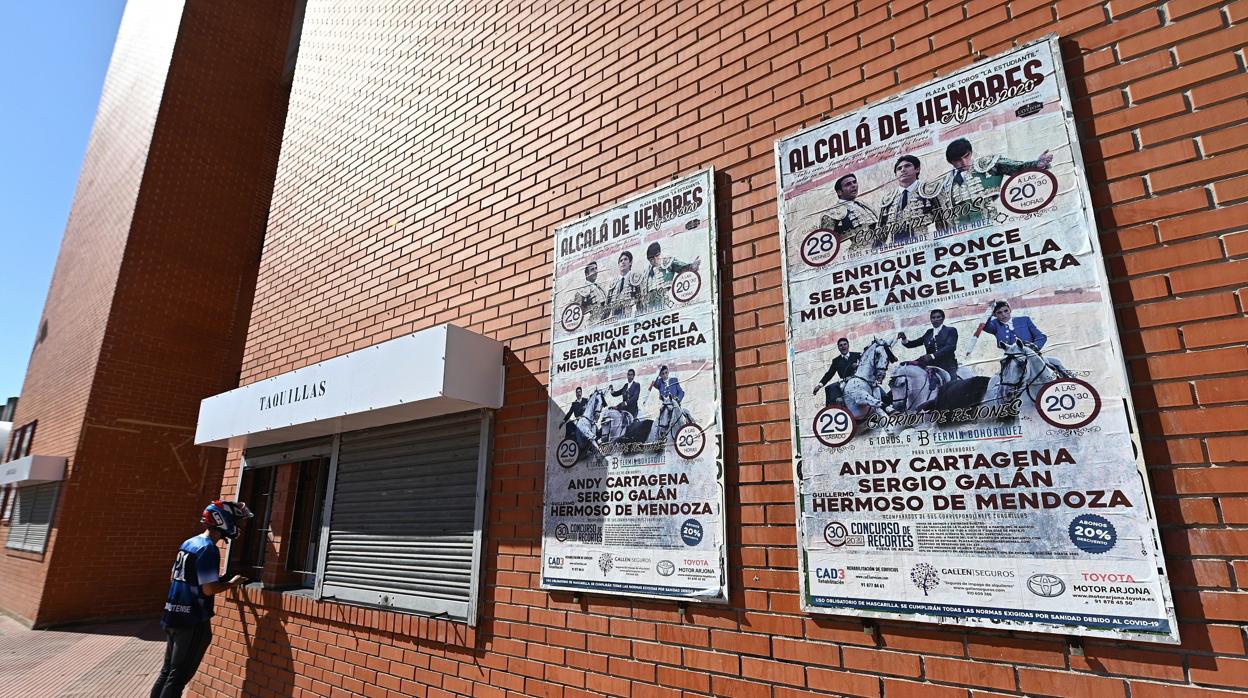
left=1027, top=573, right=1066, bottom=598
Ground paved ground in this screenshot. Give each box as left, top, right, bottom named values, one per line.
left=0, top=614, right=165, bottom=698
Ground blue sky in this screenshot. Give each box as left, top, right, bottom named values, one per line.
left=0, top=1, right=127, bottom=401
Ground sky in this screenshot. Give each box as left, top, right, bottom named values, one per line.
left=0, top=1, right=127, bottom=401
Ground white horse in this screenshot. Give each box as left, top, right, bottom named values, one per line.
left=567, top=388, right=608, bottom=456
left=841, top=338, right=895, bottom=422
left=999, top=339, right=1065, bottom=404
left=598, top=395, right=696, bottom=445
left=888, top=363, right=1010, bottom=415
left=652, top=395, right=697, bottom=443
left=888, top=364, right=953, bottom=413
left=597, top=402, right=632, bottom=443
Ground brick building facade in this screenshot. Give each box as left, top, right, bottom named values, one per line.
left=0, top=0, right=298, bottom=626
left=186, top=0, right=1248, bottom=696
left=7, top=0, right=1248, bottom=696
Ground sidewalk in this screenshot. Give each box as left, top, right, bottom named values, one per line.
left=0, top=614, right=165, bottom=698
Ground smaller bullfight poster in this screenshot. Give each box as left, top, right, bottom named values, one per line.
left=775, top=37, right=1177, bottom=642
left=541, top=169, right=727, bottom=602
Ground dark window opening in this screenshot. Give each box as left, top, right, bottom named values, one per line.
left=286, top=458, right=330, bottom=586
left=232, top=466, right=276, bottom=578
left=0, top=485, right=12, bottom=522
left=5, top=421, right=36, bottom=462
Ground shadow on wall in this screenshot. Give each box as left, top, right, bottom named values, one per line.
left=1052, top=41, right=1194, bottom=479
left=711, top=169, right=747, bottom=609
left=235, top=596, right=294, bottom=697
left=496, top=345, right=553, bottom=566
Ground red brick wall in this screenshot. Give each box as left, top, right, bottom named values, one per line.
left=198, top=0, right=1248, bottom=696
left=0, top=0, right=186, bottom=626
left=33, top=0, right=298, bottom=627
left=0, top=0, right=297, bottom=627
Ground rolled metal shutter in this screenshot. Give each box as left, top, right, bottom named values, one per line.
left=319, top=412, right=485, bottom=621
left=5, top=483, right=60, bottom=553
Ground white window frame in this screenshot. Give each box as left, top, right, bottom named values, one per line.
left=5, top=421, right=36, bottom=462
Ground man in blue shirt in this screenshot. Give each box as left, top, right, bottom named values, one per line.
left=983, top=300, right=1047, bottom=349
left=651, top=365, right=686, bottom=403
left=151, top=500, right=251, bottom=698
left=982, top=300, right=1071, bottom=377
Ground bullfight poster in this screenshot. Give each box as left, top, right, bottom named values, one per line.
left=540, top=169, right=728, bottom=602
left=775, top=38, right=1177, bottom=642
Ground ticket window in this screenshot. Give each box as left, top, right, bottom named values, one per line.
left=231, top=466, right=276, bottom=580
left=224, top=410, right=491, bottom=622
left=231, top=438, right=332, bottom=590
left=284, top=458, right=330, bottom=588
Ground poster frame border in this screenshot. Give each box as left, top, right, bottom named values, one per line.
left=538, top=167, right=731, bottom=605
left=772, top=34, right=1180, bottom=644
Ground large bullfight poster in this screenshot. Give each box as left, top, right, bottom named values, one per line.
left=541, top=169, right=727, bottom=602
left=775, top=38, right=1177, bottom=642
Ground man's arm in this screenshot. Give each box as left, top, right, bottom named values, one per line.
left=994, top=150, right=1051, bottom=176
left=195, top=545, right=246, bottom=595
left=900, top=330, right=928, bottom=349
left=669, top=257, right=701, bottom=274
left=202, top=576, right=248, bottom=596
left=992, top=158, right=1029, bottom=176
